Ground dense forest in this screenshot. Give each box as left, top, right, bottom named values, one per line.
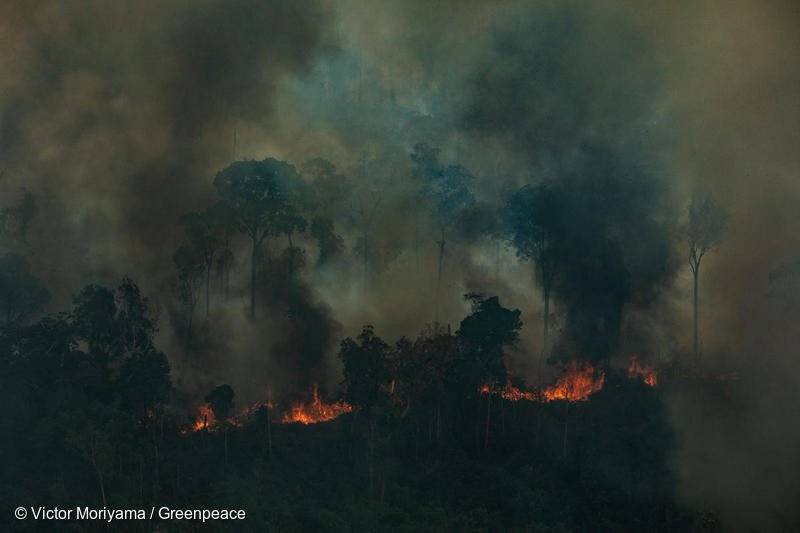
left=1, top=1, right=799, bottom=531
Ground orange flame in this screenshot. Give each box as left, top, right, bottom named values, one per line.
left=480, top=381, right=537, bottom=401
left=627, top=356, right=657, bottom=387
left=281, top=383, right=353, bottom=425
left=542, top=361, right=605, bottom=402
left=192, top=403, right=217, bottom=431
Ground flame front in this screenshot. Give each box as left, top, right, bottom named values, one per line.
left=542, top=361, right=605, bottom=402
left=627, top=357, right=657, bottom=387
left=480, top=381, right=537, bottom=401
left=281, top=383, right=353, bottom=425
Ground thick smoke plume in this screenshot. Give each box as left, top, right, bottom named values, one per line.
left=1, top=1, right=799, bottom=527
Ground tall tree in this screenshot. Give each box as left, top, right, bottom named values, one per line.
left=411, top=143, right=474, bottom=318
left=173, top=245, right=204, bottom=350
left=179, top=205, right=224, bottom=317
left=310, top=216, right=344, bottom=267
left=686, top=193, right=726, bottom=361
left=456, top=294, right=522, bottom=449
left=213, top=159, right=298, bottom=319
left=505, top=184, right=561, bottom=357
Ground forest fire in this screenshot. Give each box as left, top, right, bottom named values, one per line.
left=187, top=385, right=352, bottom=432
left=480, top=381, right=537, bottom=402
left=281, top=383, right=354, bottom=425
left=627, top=356, right=658, bottom=386
left=191, top=404, right=216, bottom=431
left=542, top=361, right=605, bottom=402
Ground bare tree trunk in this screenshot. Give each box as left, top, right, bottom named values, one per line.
left=250, top=237, right=257, bottom=320
left=562, top=402, right=569, bottom=459
left=543, top=283, right=550, bottom=353
left=363, top=225, right=368, bottom=283
left=287, top=233, right=294, bottom=277
left=266, top=391, right=273, bottom=458
left=205, top=262, right=211, bottom=317
left=435, top=226, right=446, bottom=322
left=89, top=437, right=107, bottom=509
left=368, top=419, right=375, bottom=496
left=484, top=393, right=492, bottom=450
left=693, top=268, right=699, bottom=361
left=224, top=428, right=229, bottom=467
left=185, top=303, right=194, bottom=352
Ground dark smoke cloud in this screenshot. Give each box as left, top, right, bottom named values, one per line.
left=0, top=0, right=332, bottom=300
left=459, top=3, right=679, bottom=361
left=2, top=1, right=799, bottom=525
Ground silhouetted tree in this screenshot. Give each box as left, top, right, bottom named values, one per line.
left=686, top=193, right=726, bottom=360
left=457, top=294, right=521, bottom=448
left=214, top=158, right=298, bottom=319
left=411, top=143, right=474, bottom=318
left=179, top=205, right=224, bottom=317
left=310, top=216, right=344, bottom=267
left=339, top=326, right=391, bottom=413
left=506, top=183, right=561, bottom=356
left=205, top=384, right=235, bottom=423
left=173, top=245, right=203, bottom=350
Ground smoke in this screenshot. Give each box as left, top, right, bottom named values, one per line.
left=458, top=3, right=679, bottom=361
left=0, top=0, right=332, bottom=299
left=2, top=1, right=799, bottom=525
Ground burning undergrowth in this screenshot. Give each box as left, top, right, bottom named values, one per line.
left=480, top=356, right=658, bottom=404
left=187, top=382, right=353, bottom=433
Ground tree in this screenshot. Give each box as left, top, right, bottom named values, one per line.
left=205, top=384, right=236, bottom=423
left=338, top=325, right=391, bottom=495
left=411, top=143, right=474, bottom=318
left=213, top=158, right=299, bottom=319
left=457, top=294, right=522, bottom=449
left=205, top=384, right=236, bottom=465
left=339, top=326, right=391, bottom=413
left=179, top=205, right=224, bottom=317
left=0, top=253, right=50, bottom=325
left=310, top=216, right=344, bottom=267
left=173, top=245, right=204, bottom=350
left=505, top=184, right=561, bottom=357
left=686, top=193, right=726, bottom=361
left=117, top=350, right=171, bottom=417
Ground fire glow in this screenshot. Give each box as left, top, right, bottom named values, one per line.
left=480, top=381, right=537, bottom=402
left=542, top=361, right=606, bottom=402
left=627, top=356, right=658, bottom=387
left=191, top=404, right=217, bottom=432
left=281, top=383, right=353, bottom=425
left=188, top=383, right=353, bottom=433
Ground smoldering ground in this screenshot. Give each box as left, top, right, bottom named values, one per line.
left=1, top=1, right=799, bottom=528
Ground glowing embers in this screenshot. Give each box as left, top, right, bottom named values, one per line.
left=281, top=383, right=353, bottom=425
left=480, top=381, right=537, bottom=402
left=627, top=356, right=657, bottom=387
left=187, top=383, right=352, bottom=433
left=542, top=361, right=605, bottom=402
